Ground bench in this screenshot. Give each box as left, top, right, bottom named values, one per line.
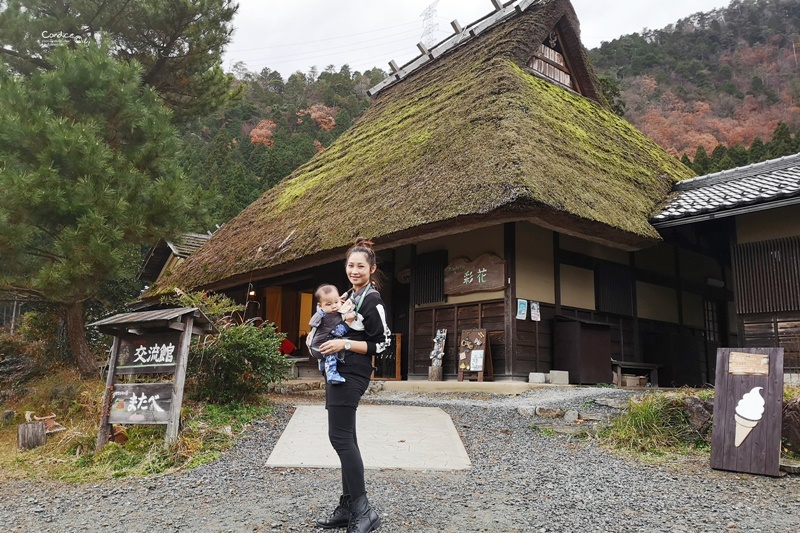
left=610, top=359, right=660, bottom=387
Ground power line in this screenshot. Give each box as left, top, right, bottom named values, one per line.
left=227, top=20, right=423, bottom=53
left=239, top=32, right=422, bottom=69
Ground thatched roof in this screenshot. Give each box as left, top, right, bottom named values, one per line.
left=157, top=0, right=693, bottom=293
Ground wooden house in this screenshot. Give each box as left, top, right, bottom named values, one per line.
left=140, top=232, right=213, bottom=285
left=152, top=0, right=735, bottom=386
left=653, top=153, right=800, bottom=377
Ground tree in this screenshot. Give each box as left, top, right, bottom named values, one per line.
left=692, top=145, right=711, bottom=175
left=0, top=44, right=195, bottom=376
left=597, top=75, right=627, bottom=117
left=748, top=136, right=767, bottom=163
left=767, top=121, right=796, bottom=159
left=0, top=0, right=238, bottom=123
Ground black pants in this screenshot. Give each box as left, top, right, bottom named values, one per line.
left=328, top=405, right=365, bottom=499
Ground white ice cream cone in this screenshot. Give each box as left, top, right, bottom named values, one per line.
left=734, top=414, right=758, bottom=447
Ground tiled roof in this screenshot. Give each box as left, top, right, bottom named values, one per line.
left=652, top=153, right=800, bottom=227
left=168, top=232, right=212, bottom=258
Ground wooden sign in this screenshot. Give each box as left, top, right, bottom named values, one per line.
left=115, top=332, right=181, bottom=375
left=457, top=329, right=493, bottom=382
left=109, top=383, right=173, bottom=424
left=728, top=351, right=769, bottom=375
left=90, top=308, right=214, bottom=450
left=711, top=347, right=783, bottom=477
left=444, top=253, right=506, bottom=296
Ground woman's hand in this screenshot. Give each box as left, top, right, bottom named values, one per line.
left=319, top=338, right=347, bottom=355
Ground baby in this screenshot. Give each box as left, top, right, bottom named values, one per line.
left=306, top=284, right=363, bottom=384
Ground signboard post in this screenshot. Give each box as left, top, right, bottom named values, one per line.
left=457, top=329, right=493, bottom=382
left=91, top=308, right=215, bottom=450
left=710, top=347, right=784, bottom=477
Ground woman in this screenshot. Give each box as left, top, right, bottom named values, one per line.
left=317, top=237, right=391, bottom=533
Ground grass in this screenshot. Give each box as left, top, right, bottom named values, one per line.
left=600, top=393, right=694, bottom=456
left=0, top=368, right=275, bottom=482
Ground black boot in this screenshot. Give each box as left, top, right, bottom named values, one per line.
left=347, top=494, right=381, bottom=533
left=316, top=494, right=351, bottom=529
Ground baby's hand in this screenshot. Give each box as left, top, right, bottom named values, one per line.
left=339, top=299, right=354, bottom=313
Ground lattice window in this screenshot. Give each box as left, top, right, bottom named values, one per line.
left=704, top=299, right=719, bottom=342
left=412, top=250, right=447, bottom=305
left=528, top=30, right=575, bottom=90
left=595, top=262, right=634, bottom=316
left=733, top=236, right=800, bottom=313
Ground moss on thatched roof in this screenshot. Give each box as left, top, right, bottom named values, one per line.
left=157, top=0, right=693, bottom=293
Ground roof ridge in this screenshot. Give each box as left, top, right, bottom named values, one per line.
left=367, top=0, right=545, bottom=96
left=676, top=152, right=800, bottom=191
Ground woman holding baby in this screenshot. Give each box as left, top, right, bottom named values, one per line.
left=316, top=237, right=392, bottom=533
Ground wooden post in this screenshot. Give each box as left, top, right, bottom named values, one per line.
left=18, top=422, right=46, bottom=450
left=96, top=336, right=120, bottom=450
left=428, top=365, right=443, bottom=381
left=166, top=314, right=194, bottom=446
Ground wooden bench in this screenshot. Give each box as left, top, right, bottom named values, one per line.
left=610, top=359, right=660, bottom=387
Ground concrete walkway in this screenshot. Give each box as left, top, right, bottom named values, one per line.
left=266, top=404, right=471, bottom=471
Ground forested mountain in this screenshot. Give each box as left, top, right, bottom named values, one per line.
left=180, top=65, right=384, bottom=229
left=188, top=0, right=800, bottom=230
left=588, top=0, right=800, bottom=158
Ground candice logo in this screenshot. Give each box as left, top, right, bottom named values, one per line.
left=41, top=31, right=84, bottom=45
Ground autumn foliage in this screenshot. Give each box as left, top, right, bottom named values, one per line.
left=296, top=104, right=337, bottom=131
left=249, top=119, right=277, bottom=147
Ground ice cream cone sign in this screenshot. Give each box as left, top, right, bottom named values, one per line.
left=734, top=387, right=765, bottom=447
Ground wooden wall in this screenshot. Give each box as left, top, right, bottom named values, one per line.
left=741, top=311, right=800, bottom=371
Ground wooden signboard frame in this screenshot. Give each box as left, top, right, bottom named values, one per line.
left=710, top=347, right=784, bottom=477
left=91, top=308, right=215, bottom=450
left=444, top=253, right=507, bottom=296
left=371, top=333, right=402, bottom=381
left=457, top=329, right=493, bottom=382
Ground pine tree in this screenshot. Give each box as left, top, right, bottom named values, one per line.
left=692, top=146, right=710, bottom=175
left=766, top=122, right=796, bottom=160
left=0, top=44, right=195, bottom=376
left=748, top=137, right=767, bottom=164
left=0, top=0, right=237, bottom=123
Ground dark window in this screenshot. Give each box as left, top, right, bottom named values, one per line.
left=595, top=262, right=633, bottom=316
left=412, top=250, right=448, bottom=305
left=704, top=299, right=718, bottom=342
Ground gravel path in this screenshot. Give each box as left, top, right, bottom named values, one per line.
left=1, top=386, right=799, bottom=532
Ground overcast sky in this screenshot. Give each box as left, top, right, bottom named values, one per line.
left=223, top=0, right=732, bottom=78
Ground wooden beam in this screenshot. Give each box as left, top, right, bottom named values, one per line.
left=166, top=315, right=193, bottom=446
left=96, top=336, right=120, bottom=450
left=504, top=223, right=516, bottom=377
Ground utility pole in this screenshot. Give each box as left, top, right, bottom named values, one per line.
left=420, top=1, right=440, bottom=49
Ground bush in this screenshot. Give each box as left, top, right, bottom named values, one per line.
left=0, top=327, right=47, bottom=402
left=188, top=320, right=291, bottom=403
left=161, top=289, right=292, bottom=403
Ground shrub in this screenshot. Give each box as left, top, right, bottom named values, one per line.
left=188, top=320, right=291, bottom=403
left=160, top=289, right=292, bottom=403
left=602, top=394, right=694, bottom=454
left=0, top=327, right=47, bottom=402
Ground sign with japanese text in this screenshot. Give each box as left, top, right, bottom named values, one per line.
left=444, top=253, right=506, bottom=296
left=115, top=332, right=181, bottom=375
left=530, top=301, right=541, bottom=321
left=728, top=351, right=769, bottom=375
left=108, top=383, right=173, bottom=424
